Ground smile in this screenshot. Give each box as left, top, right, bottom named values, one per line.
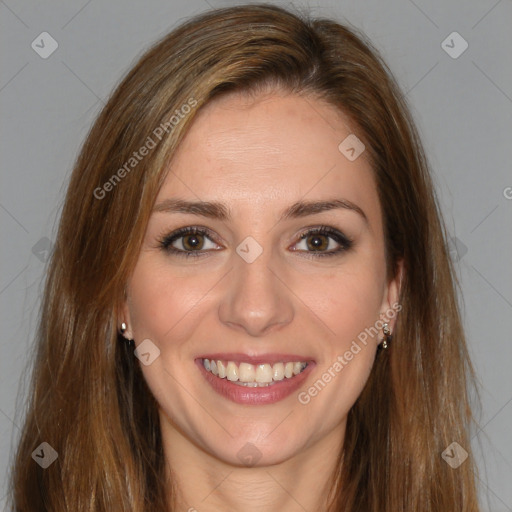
left=202, top=358, right=308, bottom=386
left=196, top=355, right=315, bottom=405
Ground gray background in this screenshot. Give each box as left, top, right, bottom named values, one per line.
left=1, top=0, right=511, bottom=510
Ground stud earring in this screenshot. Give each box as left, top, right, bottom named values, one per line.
left=381, top=323, right=392, bottom=349
left=119, top=322, right=135, bottom=348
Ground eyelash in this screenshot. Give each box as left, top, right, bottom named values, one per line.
left=158, top=225, right=353, bottom=259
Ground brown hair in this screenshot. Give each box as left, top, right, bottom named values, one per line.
left=9, top=4, right=480, bottom=511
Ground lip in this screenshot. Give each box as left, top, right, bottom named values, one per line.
left=195, top=357, right=316, bottom=405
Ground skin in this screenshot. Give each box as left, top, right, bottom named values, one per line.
left=122, top=90, right=401, bottom=512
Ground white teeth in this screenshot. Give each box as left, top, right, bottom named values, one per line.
left=293, top=362, right=303, bottom=375
left=201, top=358, right=308, bottom=383
left=226, top=361, right=239, bottom=381
left=255, top=364, right=273, bottom=383
left=272, top=362, right=285, bottom=381
left=239, top=362, right=256, bottom=383
left=217, top=360, right=226, bottom=378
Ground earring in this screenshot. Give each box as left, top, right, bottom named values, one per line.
left=381, top=323, right=392, bottom=349
left=119, top=322, right=135, bottom=349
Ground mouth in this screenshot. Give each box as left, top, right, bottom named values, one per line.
left=195, top=354, right=315, bottom=405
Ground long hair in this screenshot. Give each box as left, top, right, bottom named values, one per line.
left=9, top=4, right=480, bottom=511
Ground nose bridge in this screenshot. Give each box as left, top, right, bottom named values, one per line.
left=218, top=236, right=294, bottom=336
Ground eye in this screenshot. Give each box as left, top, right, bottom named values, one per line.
left=158, top=225, right=353, bottom=259
left=292, top=226, right=353, bottom=257
left=159, top=227, right=221, bottom=258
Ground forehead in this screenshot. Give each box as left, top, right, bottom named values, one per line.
left=159, top=91, right=380, bottom=226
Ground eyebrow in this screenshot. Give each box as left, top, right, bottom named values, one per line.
left=153, top=198, right=368, bottom=225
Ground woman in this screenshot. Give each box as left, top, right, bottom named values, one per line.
left=9, top=4, right=481, bottom=511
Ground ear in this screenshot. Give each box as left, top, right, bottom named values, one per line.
left=379, top=259, right=403, bottom=333
left=117, top=292, right=134, bottom=340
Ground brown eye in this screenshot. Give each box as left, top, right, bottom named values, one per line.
left=182, top=233, right=205, bottom=251
left=304, top=234, right=329, bottom=251
left=159, top=227, right=220, bottom=257
left=293, top=226, right=353, bottom=257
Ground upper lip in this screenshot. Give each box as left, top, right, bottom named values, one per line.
left=197, top=353, right=315, bottom=365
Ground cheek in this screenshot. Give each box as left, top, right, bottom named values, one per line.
left=293, top=263, right=384, bottom=347
left=126, top=256, right=228, bottom=350
left=291, top=261, right=383, bottom=412
left=127, top=259, right=196, bottom=340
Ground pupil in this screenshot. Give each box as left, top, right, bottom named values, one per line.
left=184, top=234, right=202, bottom=250
left=308, top=235, right=326, bottom=251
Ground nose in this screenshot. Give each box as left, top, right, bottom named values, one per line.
left=218, top=244, right=294, bottom=337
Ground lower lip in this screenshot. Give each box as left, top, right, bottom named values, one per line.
left=195, top=359, right=315, bottom=405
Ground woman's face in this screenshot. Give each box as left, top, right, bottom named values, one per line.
left=123, top=90, right=400, bottom=467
